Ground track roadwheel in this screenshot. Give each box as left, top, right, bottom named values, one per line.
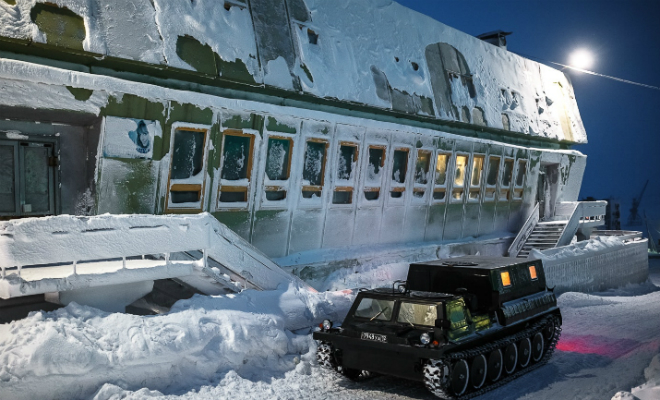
left=543, top=318, right=556, bottom=342
left=532, top=332, right=545, bottom=362
left=340, top=367, right=362, bottom=381
left=317, top=342, right=337, bottom=370
left=470, top=354, right=487, bottom=389
left=504, top=343, right=518, bottom=374
left=450, top=359, right=470, bottom=396
left=487, top=348, right=503, bottom=382
left=518, top=337, right=532, bottom=368
left=423, top=359, right=450, bottom=398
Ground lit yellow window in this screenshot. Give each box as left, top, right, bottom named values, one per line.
left=529, top=265, right=538, bottom=280
left=501, top=271, right=511, bottom=287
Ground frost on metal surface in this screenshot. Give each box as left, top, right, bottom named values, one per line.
left=0, top=0, right=586, bottom=143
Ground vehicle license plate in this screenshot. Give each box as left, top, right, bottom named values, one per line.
left=361, top=332, right=387, bottom=343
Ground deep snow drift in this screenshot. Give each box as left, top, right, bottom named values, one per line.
left=1, top=261, right=659, bottom=400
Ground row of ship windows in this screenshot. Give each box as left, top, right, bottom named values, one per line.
left=164, top=128, right=528, bottom=211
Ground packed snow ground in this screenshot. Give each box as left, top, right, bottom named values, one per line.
left=1, top=260, right=659, bottom=400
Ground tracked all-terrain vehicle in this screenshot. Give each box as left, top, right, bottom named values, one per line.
left=313, top=256, right=561, bottom=399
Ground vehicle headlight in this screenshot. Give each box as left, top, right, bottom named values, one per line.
left=322, top=319, right=333, bottom=330
left=420, top=332, right=431, bottom=345
left=398, top=284, right=407, bottom=293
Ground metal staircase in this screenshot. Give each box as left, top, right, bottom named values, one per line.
left=508, top=201, right=607, bottom=258
left=516, top=221, right=567, bottom=258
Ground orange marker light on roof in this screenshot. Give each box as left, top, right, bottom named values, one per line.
left=529, top=265, right=538, bottom=280
left=501, top=271, right=511, bottom=287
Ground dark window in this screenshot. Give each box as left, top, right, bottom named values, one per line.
left=364, top=190, right=379, bottom=201
left=265, top=138, right=291, bottom=181
left=219, top=190, right=247, bottom=203
left=303, top=141, right=327, bottom=186
left=502, top=159, right=514, bottom=186
left=515, top=160, right=527, bottom=187
left=391, top=149, right=409, bottom=184
left=172, top=191, right=201, bottom=203
left=337, top=144, right=357, bottom=180
left=265, top=190, right=287, bottom=201
left=172, top=129, right=205, bottom=180
left=221, top=134, right=251, bottom=181
left=487, top=156, right=500, bottom=186
left=366, top=147, right=385, bottom=183
left=332, top=190, right=352, bottom=204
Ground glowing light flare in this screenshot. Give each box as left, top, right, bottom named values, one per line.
left=556, top=335, right=641, bottom=358
left=568, top=49, right=594, bottom=70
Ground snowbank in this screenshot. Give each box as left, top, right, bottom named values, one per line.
left=532, top=235, right=649, bottom=293
left=0, top=284, right=354, bottom=400
left=612, top=353, right=660, bottom=400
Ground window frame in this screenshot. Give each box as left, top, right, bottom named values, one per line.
left=332, top=141, right=359, bottom=206
left=484, top=155, right=501, bottom=202
left=412, top=148, right=433, bottom=202
left=451, top=153, right=469, bottom=203
left=165, top=123, right=211, bottom=213
left=300, top=137, right=329, bottom=203
left=468, top=153, right=485, bottom=202
left=431, top=151, right=451, bottom=203
left=216, top=128, right=257, bottom=210
left=513, top=159, right=528, bottom=200
left=388, top=146, right=410, bottom=201
left=361, top=144, right=387, bottom=204
left=261, top=133, right=295, bottom=207
left=499, top=157, right=515, bottom=201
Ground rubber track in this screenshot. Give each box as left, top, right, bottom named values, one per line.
left=428, top=314, right=562, bottom=400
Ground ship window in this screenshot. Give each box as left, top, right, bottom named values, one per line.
left=332, top=189, right=353, bottom=204
left=398, top=302, right=438, bottom=327
left=414, top=150, right=432, bottom=185
left=487, top=156, right=500, bottom=186
left=265, top=189, right=286, bottom=201
left=513, top=159, right=527, bottom=200
left=302, top=140, right=328, bottom=199
left=391, top=149, right=409, bottom=184
left=529, top=265, right=538, bottom=280
left=168, top=127, right=208, bottom=211
left=501, top=271, right=512, bottom=287
left=515, top=160, right=527, bottom=187
left=454, top=155, right=468, bottom=187
left=485, top=156, right=500, bottom=201
left=433, top=153, right=450, bottom=202
left=469, top=155, right=484, bottom=200
left=218, top=130, right=254, bottom=206
left=354, top=298, right=394, bottom=321
left=172, top=129, right=205, bottom=180
left=337, top=143, right=358, bottom=181
left=435, top=153, right=449, bottom=186
left=220, top=134, right=251, bottom=181
left=265, top=137, right=292, bottom=181
left=500, top=158, right=514, bottom=201
left=303, top=141, right=327, bottom=186
left=452, top=154, right=468, bottom=201
left=364, top=146, right=386, bottom=201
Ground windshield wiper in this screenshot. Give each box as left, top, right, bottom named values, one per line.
left=370, top=307, right=390, bottom=321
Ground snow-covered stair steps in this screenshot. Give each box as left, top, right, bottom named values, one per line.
left=517, top=221, right=567, bottom=258
left=0, top=213, right=309, bottom=312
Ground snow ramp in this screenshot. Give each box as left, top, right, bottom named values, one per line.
left=0, top=213, right=309, bottom=305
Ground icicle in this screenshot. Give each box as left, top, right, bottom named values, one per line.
left=73, top=261, right=77, bottom=275
left=122, top=256, right=126, bottom=269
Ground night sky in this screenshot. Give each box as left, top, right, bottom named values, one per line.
left=396, top=0, right=660, bottom=225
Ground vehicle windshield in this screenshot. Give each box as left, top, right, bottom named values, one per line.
left=397, top=302, right=439, bottom=327
left=353, top=297, right=395, bottom=321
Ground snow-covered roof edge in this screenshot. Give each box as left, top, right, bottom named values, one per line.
left=0, top=0, right=587, bottom=144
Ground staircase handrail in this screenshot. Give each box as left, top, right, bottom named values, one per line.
left=556, top=202, right=581, bottom=247
left=0, top=213, right=305, bottom=291
left=507, top=202, right=540, bottom=257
